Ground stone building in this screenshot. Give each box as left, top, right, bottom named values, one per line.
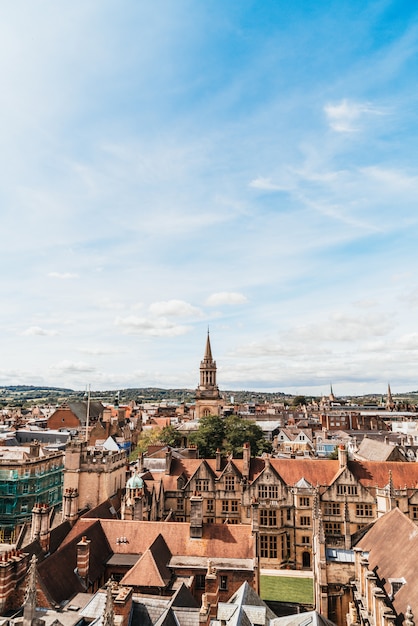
left=133, top=444, right=418, bottom=619
left=63, top=440, right=127, bottom=513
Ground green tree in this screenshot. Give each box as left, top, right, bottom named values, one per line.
left=292, top=395, right=307, bottom=407
left=160, top=424, right=182, bottom=448
left=189, top=414, right=226, bottom=458
left=189, top=414, right=272, bottom=458
left=129, top=428, right=163, bottom=461
left=224, top=414, right=272, bottom=457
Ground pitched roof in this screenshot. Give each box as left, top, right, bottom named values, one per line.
left=66, top=518, right=255, bottom=561
left=355, top=437, right=405, bottom=462
left=349, top=460, right=418, bottom=489
left=37, top=520, right=112, bottom=605
left=121, top=534, right=172, bottom=588
left=356, top=507, right=418, bottom=616
left=269, top=459, right=340, bottom=487
left=215, top=581, right=277, bottom=626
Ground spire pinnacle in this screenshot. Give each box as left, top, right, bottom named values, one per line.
left=204, top=329, right=213, bottom=362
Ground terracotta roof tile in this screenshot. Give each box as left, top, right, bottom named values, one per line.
left=269, top=459, right=340, bottom=486
left=70, top=519, right=255, bottom=560
left=121, top=534, right=172, bottom=587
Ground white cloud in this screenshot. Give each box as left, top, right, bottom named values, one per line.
left=115, top=315, right=190, bottom=337
left=206, top=292, right=248, bottom=306
left=289, top=312, right=392, bottom=343
left=21, top=326, right=58, bottom=336
left=51, top=360, right=96, bottom=374
left=48, top=272, right=79, bottom=280
left=324, top=99, right=383, bottom=132
left=149, top=299, right=203, bottom=318
left=249, top=177, right=284, bottom=191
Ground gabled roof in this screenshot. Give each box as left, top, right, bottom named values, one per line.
left=355, top=436, right=405, bottom=462
left=183, top=458, right=217, bottom=489
left=68, top=401, right=105, bottom=424
left=37, top=520, right=112, bottom=605
left=121, top=534, right=172, bottom=588
left=215, top=582, right=277, bottom=626
left=356, top=507, right=418, bottom=616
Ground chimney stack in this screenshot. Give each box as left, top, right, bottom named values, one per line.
left=29, top=441, right=40, bottom=458
left=242, top=442, right=251, bottom=481
left=338, top=445, right=347, bottom=468
left=165, top=449, right=172, bottom=475
left=215, top=449, right=222, bottom=472
left=190, top=493, right=204, bottom=539
left=77, top=536, right=91, bottom=586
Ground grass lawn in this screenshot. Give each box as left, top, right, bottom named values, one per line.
left=260, top=575, right=314, bottom=605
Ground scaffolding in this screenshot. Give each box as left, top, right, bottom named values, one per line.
left=0, top=463, right=63, bottom=542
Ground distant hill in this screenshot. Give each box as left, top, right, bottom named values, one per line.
left=0, top=385, right=416, bottom=408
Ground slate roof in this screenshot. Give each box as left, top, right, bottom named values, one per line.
left=355, top=437, right=406, bottom=462
left=356, top=507, right=418, bottom=617
left=271, top=611, right=337, bottom=626
left=67, top=401, right=105, bottom=425
left=214, top=582, right=277, bottom=626
left=133, top=584, right=199, bottom=626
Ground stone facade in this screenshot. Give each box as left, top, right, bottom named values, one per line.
left=63, top=440, right=127, bottom=512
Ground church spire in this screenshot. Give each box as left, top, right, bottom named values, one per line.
left=386, top=383, right=394, bottom=411
left=204, top=329, right=213, bottom=362
left=195, top=331, right=222, bottom=417
left=197, top=331, right=218, bottom=393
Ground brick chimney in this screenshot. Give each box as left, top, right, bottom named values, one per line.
left=113, top=585, right=133, bottom=626
left=39, top=504, right=51, bottom=552
left=76, top=536, right=91, bottom=586
left=338, top=445, right=347, bottom=468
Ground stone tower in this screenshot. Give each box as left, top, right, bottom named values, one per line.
left=195, top=331, right=223, bottom=419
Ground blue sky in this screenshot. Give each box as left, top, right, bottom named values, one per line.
left=2, top=0, right=418, bottom=395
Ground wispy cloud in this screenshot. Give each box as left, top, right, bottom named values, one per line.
left=249, top=177, right=286, bottom=191
left=206, top=292, right=248, bottom=306
left=149, top=300, right=203, bottom=318
left=48, top=272, right=79, bottom=280
left=115, top=315, right=190, bottom=337
left=324, top=99, right=384, bottom=132
left=21, top=326, right=58, bottom=336
left=0, top=3, right=417, bottom=393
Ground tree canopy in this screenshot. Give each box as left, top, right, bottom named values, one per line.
left=189, top=414, right=272, bottom=458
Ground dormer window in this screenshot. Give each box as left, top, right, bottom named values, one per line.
left=389, top=578, right=406, bottom=599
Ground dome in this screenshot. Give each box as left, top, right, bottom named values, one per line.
left=126, top=473, right=144, bottom=490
